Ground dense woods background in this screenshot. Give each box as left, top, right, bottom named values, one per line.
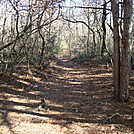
left=0, top=0, right=134, bottom=133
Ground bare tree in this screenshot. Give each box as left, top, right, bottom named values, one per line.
left=111, top=0, right=121, bottom=101
left=101, top=0, right=107, bottom=56
left=111, top=0, right=133, bottom=102
left=120, top=0, right=133, bottom=102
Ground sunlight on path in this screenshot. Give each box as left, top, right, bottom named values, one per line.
left=0, top=57, right=133, bottom=134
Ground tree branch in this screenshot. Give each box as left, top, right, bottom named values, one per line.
left=0, top=6, right=60, bottom=51
left=62, top=16, right=96, bottom=48
left=62, top=6, right=111, bottom=11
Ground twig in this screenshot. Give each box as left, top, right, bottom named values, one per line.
left=102, top=113, right=121, bottom=122
left=26, top=98, right=47, bottom=112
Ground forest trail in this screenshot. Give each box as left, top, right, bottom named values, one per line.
left=0, top=56, right=134, bottom=134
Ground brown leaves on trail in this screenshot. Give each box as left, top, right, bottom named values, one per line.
left=0, top=58, right=134, bottom=134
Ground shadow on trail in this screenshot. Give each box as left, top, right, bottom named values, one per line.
left=0, top=57, right=134, bottom=133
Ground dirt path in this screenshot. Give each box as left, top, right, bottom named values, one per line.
left=0, top=57, right=134, bottom=134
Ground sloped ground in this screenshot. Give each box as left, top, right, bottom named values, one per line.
left=0, top=56, right=134, bottom=134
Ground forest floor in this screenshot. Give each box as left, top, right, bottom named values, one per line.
left=0, top=55, right=134, bottom=134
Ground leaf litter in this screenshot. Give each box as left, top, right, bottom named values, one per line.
left=0, top=56, right=134, bottom=134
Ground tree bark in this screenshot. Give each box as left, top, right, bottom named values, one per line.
left=120, top=0, right=133, bottom=102
left=101, top=0, right=107, bottom=56
left=111, top=0, right=133, bottom=102
left=111, top=0, right=121, bottom=101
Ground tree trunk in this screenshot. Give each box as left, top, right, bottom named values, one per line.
left=120, top=0, right=133, bottom=102
left=101, top=0, right=107, bottom=56
left=111, top=0, right=121, bottom=101
left=111, top=0, right=133, bottom=102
